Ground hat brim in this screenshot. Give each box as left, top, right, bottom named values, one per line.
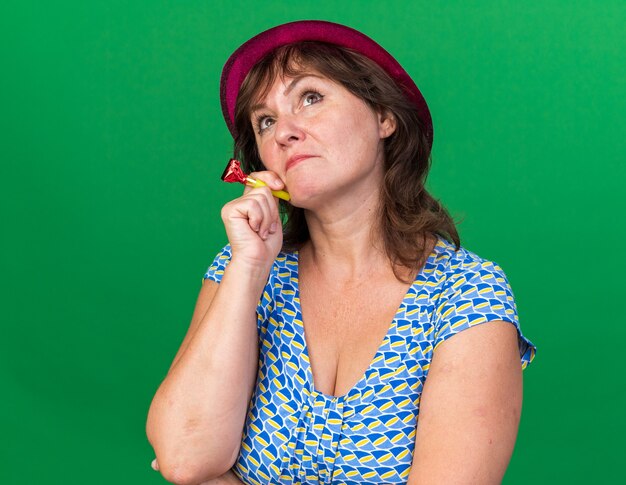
left=220, top=20, right=433, bottom=148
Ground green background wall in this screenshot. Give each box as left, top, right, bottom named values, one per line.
left=1, top=1, right=623, bottom=483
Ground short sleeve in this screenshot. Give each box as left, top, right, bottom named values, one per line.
left=202, top=245, right=232, bottom=284
left=433, top=259, right=536, bottom=369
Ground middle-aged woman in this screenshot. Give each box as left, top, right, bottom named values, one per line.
left=147, top=20, right=536, bottom=485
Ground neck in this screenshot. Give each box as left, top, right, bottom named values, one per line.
left=301, top=186, right=389, bottom=282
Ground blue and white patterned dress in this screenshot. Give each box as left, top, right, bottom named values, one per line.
left=203, top=235, right=536, bottom=485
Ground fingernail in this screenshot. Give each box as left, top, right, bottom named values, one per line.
left=151, top=459, right=157, bottom=470
left=270, top=222, right=277, bottom=233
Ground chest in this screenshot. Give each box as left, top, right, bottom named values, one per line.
left=239, top=285, right=426, bottom=483
left=298, top=273, right=412, bottom=397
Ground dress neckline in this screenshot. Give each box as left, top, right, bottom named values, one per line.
left=291, top=235, right=443, bottom=401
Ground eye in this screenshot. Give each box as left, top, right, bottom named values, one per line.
left=302, top=91, right=323, bottom=107
left=255, top=115, right=275, bottom=134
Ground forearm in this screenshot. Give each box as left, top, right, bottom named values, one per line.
left=146, top=261, right=267, bottom=483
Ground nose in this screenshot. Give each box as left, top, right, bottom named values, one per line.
left=273, top=114, right=305, bottom=147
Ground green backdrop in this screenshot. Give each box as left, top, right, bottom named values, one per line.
left=1, top=1, right=624, bottom=483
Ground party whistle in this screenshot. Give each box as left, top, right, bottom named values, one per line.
left=221, top=158, right=291, bottom=201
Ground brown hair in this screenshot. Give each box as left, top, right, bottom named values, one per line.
left=233, top=41, right=460, bottom=281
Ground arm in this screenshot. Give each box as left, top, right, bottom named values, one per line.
left=146, top=267, right=263, bottom=484
left=146, top=173, right=285, bottom=485
left=407, top=321, right=523, bottom=485
left=152, top=460, right=244, bottom=485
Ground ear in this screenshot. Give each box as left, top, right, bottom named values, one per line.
left=377, top=109, right=397, bottom=139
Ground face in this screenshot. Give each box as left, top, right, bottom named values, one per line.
left=249, top=70, right=396, bottom=208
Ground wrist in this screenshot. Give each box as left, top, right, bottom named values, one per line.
left=224, top=258, right=274, bottom=285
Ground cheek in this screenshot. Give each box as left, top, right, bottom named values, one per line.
left=256, top=141, right=278, bottom=170
left=317, top=111, right=363, bottom=149
left=333, top=111, right=381, bottom=155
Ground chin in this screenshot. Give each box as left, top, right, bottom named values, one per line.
left=286, top=193, right=318, bottom=210
left=284, top=180, right=325, bottom=208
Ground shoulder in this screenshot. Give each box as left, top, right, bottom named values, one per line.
left=426, top=236, right=536, bottom=368
left=272, top=249, right=298, bottom=276
left=431, top=236, right=509, bottom=284
left=425, top=236, right=515, bottom=309
left=429, top=236, right=517, bottom=317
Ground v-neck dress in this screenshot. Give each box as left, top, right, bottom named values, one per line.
left=203, top=236, right=536, bottom=485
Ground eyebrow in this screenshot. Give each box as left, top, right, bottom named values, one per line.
left=249, top=74, right=324, bottom=114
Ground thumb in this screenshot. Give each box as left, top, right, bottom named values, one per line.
left=269, top=177, right=284, bottom=190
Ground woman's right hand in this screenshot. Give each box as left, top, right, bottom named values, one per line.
left=220, top=171, right=284, bottom=271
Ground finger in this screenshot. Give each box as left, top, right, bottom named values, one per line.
left=236, top=196, right=267, bottom=236
left=256, top=186, right=281, bottom=236
left=222, top=189, right=278, bottom=239
left=267, top=191, right=281, bottom=234
left=222, top=196, right=264, bottom=234
left=249, top=171, right=285, bottom=190
left=246, top=190, right=274, bottom=239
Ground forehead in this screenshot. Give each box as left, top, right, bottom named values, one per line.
left=265, top=72, right=326, bottom=96
left=252, top=63, right=323, bottom=100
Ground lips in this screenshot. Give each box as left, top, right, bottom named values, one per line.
left=285, top=154, right=315, bottom=172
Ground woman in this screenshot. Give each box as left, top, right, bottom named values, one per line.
left=147, top=20, right=536, bottom=485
